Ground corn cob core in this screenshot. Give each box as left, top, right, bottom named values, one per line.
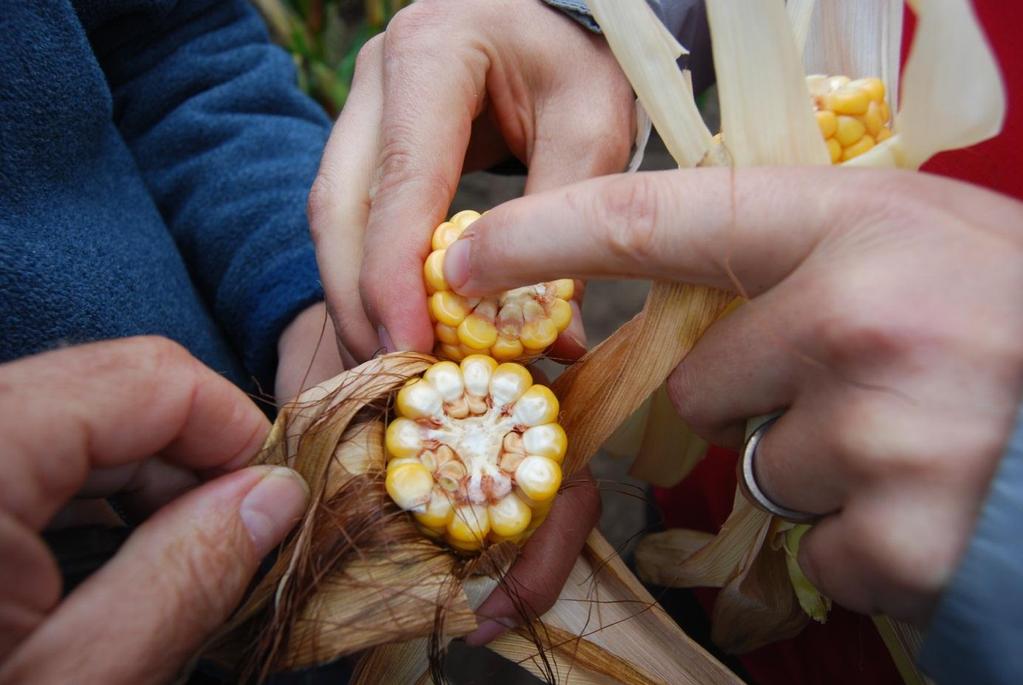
left=385, top=356, right=567, bottom=551
left=807, top=75, right=893, bottom=164
left=425, top=210, right=575, bottom=363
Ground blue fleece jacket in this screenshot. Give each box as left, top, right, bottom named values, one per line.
left=0, top=0, right=330, bottom=393
left=547, top=1, right=1023, bottom=682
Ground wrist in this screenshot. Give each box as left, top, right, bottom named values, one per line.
left=275, top=302, right=345, bottom=403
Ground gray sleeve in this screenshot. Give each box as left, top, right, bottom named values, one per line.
left=918, top=406, right=1023, bottom=684
left=541, top=0, right=714, bottom=93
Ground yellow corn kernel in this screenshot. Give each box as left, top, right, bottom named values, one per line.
left=438, top=343, right=464, bottom=361
left=827, top=75, right=850, bottom=90
left=457, top=315, right=499, bottom=350
left=876, top=127, right=893, bottom=143
left=826, top=137, right=843, bottom=164
left=834, top=115, right=867, bottom=147
left=521, top=424, right=568, bottom=463
left=842, top=134, right=876, bottom=161
left=386, top=462, right=434, bottom=511
left=521, top=319, right=558, bottom=351
left=548, top=298, right=572, bottom=333
left=815, top=110, right=838, bottom=139
left=551, top=279, right=575, bottom=300
left=432, top=221, right=463, bottom=250
left=447, top=504, right=490, bottom=550
left=385, top=417, right=422, bottom=459
left=879, top=101, right=891, bottom=124
left=435, top=323, right=459, bottom=345
left=450, top=210, right=481, bottom=229
left=515, top=456, right=562, bottom=502
left=488, top=494, right=532, bottom=538
left=415, top=490, right=455, bottom=530
left=423, top=360, right=464, bottom=400
left=849, top=77, right=885, bottom=103
left=429, top=291, right=470, bottom=327
left=825, top=87, right=870, bottom=115
left=491, top=336, right=525, bottom=361
left=396, top=379, right=443, bottom=419
left=859, top=100, right=885, bottom=137
left=512, top=385, right=560, bottom=427
left=423, top=249, right=448, bottom=294
left=460, top=355, right=497, bottom=396
left=490, top=363, right=533, bottom=405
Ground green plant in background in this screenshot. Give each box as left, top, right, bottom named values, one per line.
left=252, top=0, right=411, bottom=117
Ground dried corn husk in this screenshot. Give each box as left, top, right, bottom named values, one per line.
left=207, top=345, right=738, bottom=681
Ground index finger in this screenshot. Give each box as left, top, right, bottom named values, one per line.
left=0, top=337, right=269, bottom=530
left=358, top=6, right=490, bottom=353
left=443, top=167, right=878, bottom=298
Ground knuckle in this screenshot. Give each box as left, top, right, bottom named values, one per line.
left=667, top=364, right=716, bottom=436
left=384, top=3, right=446, bottom=50
left=812, top=288, right=915, bottom=370
left=172, top=526, right=247, bottom=626
left=831, top=400, right=929, bottom=481
left=595, top=175, right=662, bottom=266
left=374, top=132, right=454, bottom=203
left=353, top=33, right=384, bottom=73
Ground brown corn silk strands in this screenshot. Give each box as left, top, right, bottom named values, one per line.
left=206, top=354, right=498, bottom=673
left=606, top=0, right=1005, bottom=667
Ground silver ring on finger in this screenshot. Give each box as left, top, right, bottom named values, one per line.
left=738, top=415, right=820, bottom=524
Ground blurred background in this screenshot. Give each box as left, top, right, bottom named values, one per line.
left=250, top=2, right=723, bottom=682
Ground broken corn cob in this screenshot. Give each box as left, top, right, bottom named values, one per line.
left=425, top=210, right=575, bottom=363
left=807, top=75, right=893, bottom=164
left=385, top=356, right=567, bottom=551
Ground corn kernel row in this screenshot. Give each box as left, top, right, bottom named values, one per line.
left=807, top=75, right=893, bottom=164
left=425, top=211, right=575, bottom=363
left=384, top=356, right=566, bottom=551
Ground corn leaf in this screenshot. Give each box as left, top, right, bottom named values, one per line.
left=898, top=0, right=1005, bottom=168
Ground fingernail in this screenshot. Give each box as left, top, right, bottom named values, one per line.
left=444, top=238, right=472, bottom=290
left=240, top=467, right=309, bottom=557
left=464, top=618, right=515, bottom=647
left=377, top=326, right=395, bottom=354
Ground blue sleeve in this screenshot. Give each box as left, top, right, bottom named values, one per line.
left=95, top=0, right=332, bottom=388
left=919, top=406, right=1023, bottom=684
left=541, top=0, right=714, bottom=93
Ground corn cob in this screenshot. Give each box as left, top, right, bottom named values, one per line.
left=808, top=75, right=893, bottom=163
left=425, top=210, right=575, bottom=362
left=385, top=356, right=566, bottom=551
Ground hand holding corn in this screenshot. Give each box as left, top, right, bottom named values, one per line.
left=307, top=0, right=636, bottom=363
left=442, top=166, right=1023, bottom=625
left=0, top=338, right=308, bottom=683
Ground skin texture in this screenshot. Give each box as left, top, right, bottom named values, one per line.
left=442, top=166, right=1023, bottom=624
left=276, top=301, right=347, bottom=403
left=307, top=0, right=636, bottom=363
left=0, top=338, right=309, bottom=683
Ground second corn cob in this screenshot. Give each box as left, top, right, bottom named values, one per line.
left=425, top=210, right=575, bottom=363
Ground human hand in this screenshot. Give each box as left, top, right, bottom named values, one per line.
left=0, top=337, right=309, bottom=683
left=440, top=167, right=1023, bottom=624
left=307, top=0, right=636, bottom=362
left=466, top=467, right=600, bottom=646
left=276, top=301, right=347, bottom=404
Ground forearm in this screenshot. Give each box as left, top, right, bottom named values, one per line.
left=99, top=0, right=331, bottom=387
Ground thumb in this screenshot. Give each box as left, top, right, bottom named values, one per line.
left=443, top=166, right=867, bottom=298
left=0, top=466, right=308, bottom=685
